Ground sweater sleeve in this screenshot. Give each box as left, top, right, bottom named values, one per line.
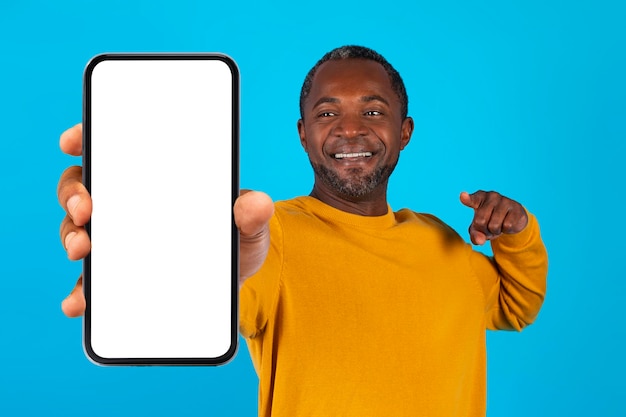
left=239, top=211, right=284, bottom=339
left=469, top=212, right=548, bottom=331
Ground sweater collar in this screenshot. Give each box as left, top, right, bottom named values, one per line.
left=297, top=196, right=397, bottom=230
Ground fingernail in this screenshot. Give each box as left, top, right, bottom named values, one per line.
left=65, top=231, right=77, bottom=250
left=67, top=195, right=80, bottom=218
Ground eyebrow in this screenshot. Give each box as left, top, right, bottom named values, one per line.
left=311, top=95, right=390, bottom=109
left=361, top=95, right=390, bottom=106
left=312, top=97, right=340, bottom=109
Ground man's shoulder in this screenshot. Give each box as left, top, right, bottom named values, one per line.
left=274, top=196, right=310, bottom=211
left=395, top=208, right=451, bottom=227
left=395, top=209, right=464, bottom=240
left=267, top=196, right=319, bottom=232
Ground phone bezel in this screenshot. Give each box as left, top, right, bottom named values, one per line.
left=82, top=53, right=240, bottom=366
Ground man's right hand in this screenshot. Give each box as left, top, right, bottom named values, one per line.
left=57, top=123, right=274, bottom=318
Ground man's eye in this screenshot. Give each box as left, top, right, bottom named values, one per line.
left=365, top=110, right=383, bottom=116
left=318, top=112, right=336, bottom=117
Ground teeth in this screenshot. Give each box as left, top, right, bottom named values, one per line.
left=334, top=152, right=373, bottom=159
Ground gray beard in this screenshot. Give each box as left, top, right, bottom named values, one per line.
left=310, top=159, right=398, bottom=198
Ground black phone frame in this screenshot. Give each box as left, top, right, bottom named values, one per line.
left=82, top=53, right=240, bottom=366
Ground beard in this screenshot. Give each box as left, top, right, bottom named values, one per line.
left=310, top=158, right=398, bottom=198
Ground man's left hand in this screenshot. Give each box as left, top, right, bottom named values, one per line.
left=460, top=191, right=528, bottom=245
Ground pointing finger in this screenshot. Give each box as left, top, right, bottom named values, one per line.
left=459, top=191, right=473, bottom=208
left=459, top=190, right=487, bottom=209
left=462, top=190, right=496, bottom=245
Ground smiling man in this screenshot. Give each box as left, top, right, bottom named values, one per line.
left=298, top=57, right=412, bottom=215
left=58, top=45, right=548, bottom=417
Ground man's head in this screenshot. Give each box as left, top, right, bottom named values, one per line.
left=297, top=46, right=414, bottom=205
left=300, top=45, right=409, bottom=121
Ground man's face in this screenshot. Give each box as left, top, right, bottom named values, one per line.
left=298, top=59, right=413, bottom=200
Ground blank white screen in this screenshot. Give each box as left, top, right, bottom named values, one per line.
left=87, top=58, right=234, bottom=360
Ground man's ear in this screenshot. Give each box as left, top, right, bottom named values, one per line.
left=297, top=119, right=308, bottom=152
left=400, top=117, right=414, bottom=150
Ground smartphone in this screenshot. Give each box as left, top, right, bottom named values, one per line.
left=83, top=54, right=239, bottom=365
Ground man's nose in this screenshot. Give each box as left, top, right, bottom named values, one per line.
left=332, top=113, right=368, bottom=138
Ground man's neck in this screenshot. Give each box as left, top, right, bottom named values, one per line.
left=309, top=184, right=389, bottom=216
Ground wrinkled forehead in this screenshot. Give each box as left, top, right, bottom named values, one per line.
left=306, top=59, right=397, bottom=106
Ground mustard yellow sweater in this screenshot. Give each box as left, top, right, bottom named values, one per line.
left=240, top=196, right=547, bottom=417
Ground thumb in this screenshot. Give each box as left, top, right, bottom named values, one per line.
left=234, top=190, right=274, bottom=237
left=234, top=190, right=274, bottom=284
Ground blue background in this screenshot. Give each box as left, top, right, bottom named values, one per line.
left=1, top=0, right=624, bottom=415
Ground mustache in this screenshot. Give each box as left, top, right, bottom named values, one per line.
left=324, top=137, right=380, bottom=154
